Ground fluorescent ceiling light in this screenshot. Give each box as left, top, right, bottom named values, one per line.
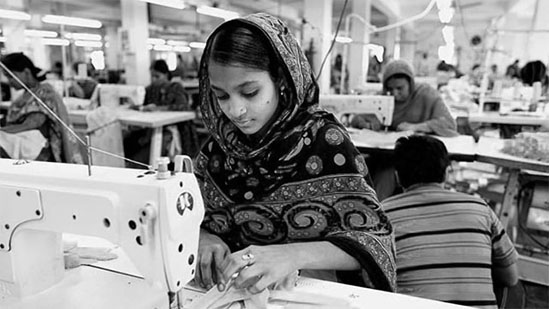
left=75, top=40, right=103, bottom=48
left=141, top=0, right=185, bottom=9
left=42, top=15, right=102, bottom=28
left=189, top=42, right=206, bottom=49
left=173, top=45, right=191, bottom=52
left=147, top=38, right=166, bottom=45
left=196, top=6, right=239, bottom=20
left=66, top=32, right=102, bottom=41
left=42, top=38, right=70, bottom=46
left=0, top=9, right=31, bottom=21
left=167, top=40, right=188, bottom=46
left=153, top=44, right=173, bottom=51
left=436, top=0, right=452, bottom=10
left=438, top=8, right=454, bottom=23
left=24, top=30, right=58, bottom=38
left=0, top=37, right=6, bottom=42
left=335, top=36, right=352, bottom=43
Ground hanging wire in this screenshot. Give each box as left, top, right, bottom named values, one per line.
left=0, top=60, right=152, bottom=170
left=315, top=0, right=349, bottom=81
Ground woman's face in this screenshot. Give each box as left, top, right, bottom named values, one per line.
left=386, top=77, right=410, bottom=103
left=5, top=69, right=29, bottom=90
left=150, top=69, right=168, bottom=84
left=208, top=61, right=279, bottom=135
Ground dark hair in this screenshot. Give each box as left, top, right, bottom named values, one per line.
left=520, top=60, right=547, bottom=86
left=394, top=135, right=450, bottom=188
left=210, top=24, right=280, bottom=82
left=1, top=52, right=45, bottom=81
left=151, top=59, right=170, bottom=76
left=386, top=73, right=411, bottom=85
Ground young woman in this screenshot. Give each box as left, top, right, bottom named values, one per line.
left=0, top=52, right=82, bottom=163
left=195, top=13, right=396, bottom=294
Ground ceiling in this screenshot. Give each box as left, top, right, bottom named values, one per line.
left=8, top=0, right=531, bottom=46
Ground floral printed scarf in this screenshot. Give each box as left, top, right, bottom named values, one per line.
left=196, top=13, right=396, bottom=291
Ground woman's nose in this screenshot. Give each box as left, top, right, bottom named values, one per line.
left=229, top=100, right=247, bottom=118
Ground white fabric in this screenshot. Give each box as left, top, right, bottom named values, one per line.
left=86, top=107, right=125, bottom=167
left=0, top=130, right=47, bottom=159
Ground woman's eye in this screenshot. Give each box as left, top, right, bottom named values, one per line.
left=216, top=93, right=229, bottom=100
left=242, top=90, right=258, bottom=98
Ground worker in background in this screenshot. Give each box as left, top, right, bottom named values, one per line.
left=0, top=53, right=82, bottom=163
left=124, top=59, right=199, bottom=166
left=351, top=59, right=457, bottom=136
left=194, top=13, right=396, bottom=294
left=68, top=61, right=98, bottom=99
left=383, top=135, right=518, bottom=308
left=505, top=59, right=520, bottom=80
left=350, top=59, right=457, bottom=200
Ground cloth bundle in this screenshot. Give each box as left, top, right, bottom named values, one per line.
left=0, top=130, right=47, bottom=159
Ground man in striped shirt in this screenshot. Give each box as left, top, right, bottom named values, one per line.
left=383, top=135, right=518, bottom=308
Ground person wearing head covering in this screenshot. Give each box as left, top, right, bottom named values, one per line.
left=351, top=59, right=458, bottom=137
left=124, top=59, right=199, bottom=164
left=195, top=13, right=396, bottom=295
left=0, top=52, right=82, bottom=163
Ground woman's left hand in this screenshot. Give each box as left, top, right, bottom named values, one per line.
left=218, top=244, right=299, bottom=294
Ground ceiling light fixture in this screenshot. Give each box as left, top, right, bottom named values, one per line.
left=66, top=33, right=102, bottom=41
left=41, top=38, right=70, bottom=46
left=42, top=15, right=102, bottom=28
left=75, top=40, right=103, bottom=48
left=147, top=38, right=166, bottom=45
left=196, top=6, right=239, bottom=20
left=0, top=9, right=31, bottom=21
left=167, top=40, right=188, bottom=46
left=141, top=0, right=185, bottom=9
left=173, top=45, right=191, bottom=52
left=24, top=30, right=58, bottom=38
left=335, top=36, right=352, bottom=43
left=189, top=42, right=206, bottom=49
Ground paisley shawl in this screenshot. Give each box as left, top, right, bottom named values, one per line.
left=196, top=13, right=396, bottom=291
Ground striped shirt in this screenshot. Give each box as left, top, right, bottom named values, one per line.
left=382, top=184, right=518, bottom=309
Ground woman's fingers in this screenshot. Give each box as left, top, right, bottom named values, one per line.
left=198, top=251, right=214, bottom=289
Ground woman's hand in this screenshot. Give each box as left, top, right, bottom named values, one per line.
left=350, top=114, right=382, bottom=131
left=218, top=244, right=299, bottom=294
left=196, top=230, right=231, bottom=290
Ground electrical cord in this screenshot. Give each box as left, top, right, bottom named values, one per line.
left=315, top=0, right=348, bottom=81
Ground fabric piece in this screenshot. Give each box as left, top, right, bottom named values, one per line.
left=0, top=130, right=47, bottom=159
left=380, top=59, right=458, bottom=137
left=86, top=106, right=125, bottom=167
left=382, top=184, right=518, bottom=309
left=196, top=13, right=396, bottom=291
left=7, top=82, right=83, bottom=163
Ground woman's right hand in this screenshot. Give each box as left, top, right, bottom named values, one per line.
left=196, top=229, right=231, bottom=290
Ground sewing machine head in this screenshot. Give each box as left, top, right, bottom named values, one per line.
left=319, top=94, right=395, bottom=127
left=91, top=84, right=146, bottom=108
left=0, top=156, right=204, bottom=302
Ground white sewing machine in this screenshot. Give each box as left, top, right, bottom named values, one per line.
left=319, top=94, right=394, bottom=127
left=91, top=84, right=146, bottom=108
left=0, top=156, right=204, bottom=308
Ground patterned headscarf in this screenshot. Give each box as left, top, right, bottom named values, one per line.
left=196, top=13, right=396, bottom=291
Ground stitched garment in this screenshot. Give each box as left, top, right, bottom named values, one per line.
left=195, top=13, right=396, bottom=292
left=6, top=82, right=82, bottom=163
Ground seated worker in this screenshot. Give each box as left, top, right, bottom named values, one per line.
left=194, top=13, right=396, bottom=295
left=383, top=135, right=518, bottom=308
left=351, top=59, right=457, bottom=136
left=68, top=61, right=98, bottom=99
left=351, top=59, right=458, bottom=200
left=0, top=53, right=82, bottom=163
left=124, top=59, right=199, bottom=166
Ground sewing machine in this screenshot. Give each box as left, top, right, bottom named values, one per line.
left=0, top=156, right=204, bottom=308
left=91, top=84, right=146, bottom=108
left=319, top=94, right=394, bottom=127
